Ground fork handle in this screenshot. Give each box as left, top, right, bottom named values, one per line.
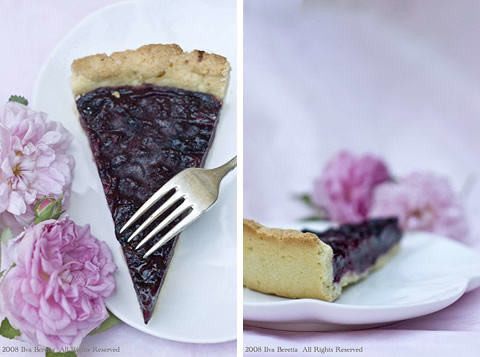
left=211, top=155, right=237, bottom=179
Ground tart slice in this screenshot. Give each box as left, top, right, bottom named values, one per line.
left=243, top=218, right=402, bottom=301
left=71, top=44, right=230, bottom=324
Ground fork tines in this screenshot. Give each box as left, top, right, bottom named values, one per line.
left=119, top=181, right=194, bottom=258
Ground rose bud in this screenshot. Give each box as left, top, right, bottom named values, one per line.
left=33, top=196, right=65, bottom=224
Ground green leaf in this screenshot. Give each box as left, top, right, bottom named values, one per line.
left=299, top=216, right=329, bottom=222
left=88, top=310, right=121, bottom=335
left=45, top=349, right=77, bottom=357
left=0, top=263, right=16, bottom=283
left=1, top=227, right=13, bottom=245
left=8, top=95, right=28, bottom=106
left=1, top=228, right=13, bottom=268
left=296, top=193, right=314, bottom=208
left=0, top=318, right=20, bottom=339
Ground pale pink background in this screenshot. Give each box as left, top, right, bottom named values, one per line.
left=0, top=1, right=236, bottom=356
left=244, top=0, right=480, bottom=356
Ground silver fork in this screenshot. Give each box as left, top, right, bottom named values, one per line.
left=120, top=156, right=237, bottom=258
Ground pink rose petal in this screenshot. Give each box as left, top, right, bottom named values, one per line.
left=0, top=102, right=74, bottom=236
left=0, top=218, right=117, bottom=351
left=369, top=172, right=468, bottom=240
left=312, top=151, right=390, bottom=223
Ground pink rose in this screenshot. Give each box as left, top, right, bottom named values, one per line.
left=0, top=102, right=74, bottom=236
left=312, top=151, right=390, bottom=223
left=370, top=172, right=468, bottom=240
left=0, top=218, right=116, bottom=351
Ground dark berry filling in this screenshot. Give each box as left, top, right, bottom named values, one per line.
left=76, top=85, right=222, bottom=323
left=302, top=218, right=402, bottom=283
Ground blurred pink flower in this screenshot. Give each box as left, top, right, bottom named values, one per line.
left=370, top=172, right=468, bottom=240
left=312, top=151, right=390, bottom=223
left=0, top=218, right=116, bottom=351
left=0, top=102, right=74, bottom=236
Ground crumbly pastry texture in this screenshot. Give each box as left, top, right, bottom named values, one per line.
left=243, top=219, right=399, bottom=302
left=71, top=44, right=230, bottom=99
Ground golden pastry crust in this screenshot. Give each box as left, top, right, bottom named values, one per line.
left=243, top=219, right=340, bottom=301
left=71, top=44, right=230, bottom=99
left=243, top=219, right=399, bottom=302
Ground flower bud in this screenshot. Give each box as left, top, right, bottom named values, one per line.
left=33, top=196, right=64, bottom=224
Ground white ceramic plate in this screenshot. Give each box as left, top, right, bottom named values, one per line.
left=32, top=0, right=237, bottom=343
left=244, top=221, right=480, bottom=332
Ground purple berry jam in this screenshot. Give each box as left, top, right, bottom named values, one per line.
left=76, top=85, right=222, bottom=323
left=303, top=218, right=402, bottom=283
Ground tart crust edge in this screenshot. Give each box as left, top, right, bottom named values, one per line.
left=243, top=219, right=340, bottom=302
left=71, top=43, right=230, bottom=99
left=243, top=219, right=399, bottom=302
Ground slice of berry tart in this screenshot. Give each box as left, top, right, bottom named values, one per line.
left=71, top=44, right=230, bottom=323
left=243, top=218, right=402, bottom=301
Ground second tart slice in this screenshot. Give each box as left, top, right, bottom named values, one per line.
left=71, top=44, right=230, bottom=323
left=244, top=218, right=402, bottom=301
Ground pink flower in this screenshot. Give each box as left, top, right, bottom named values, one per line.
left=0, top=102, right=74, bottom=236
left=370, top=172, right=468, bottom=240
left=0, top=218, right=116, bottom=351
left=312, top=151, right=390, bottom=223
